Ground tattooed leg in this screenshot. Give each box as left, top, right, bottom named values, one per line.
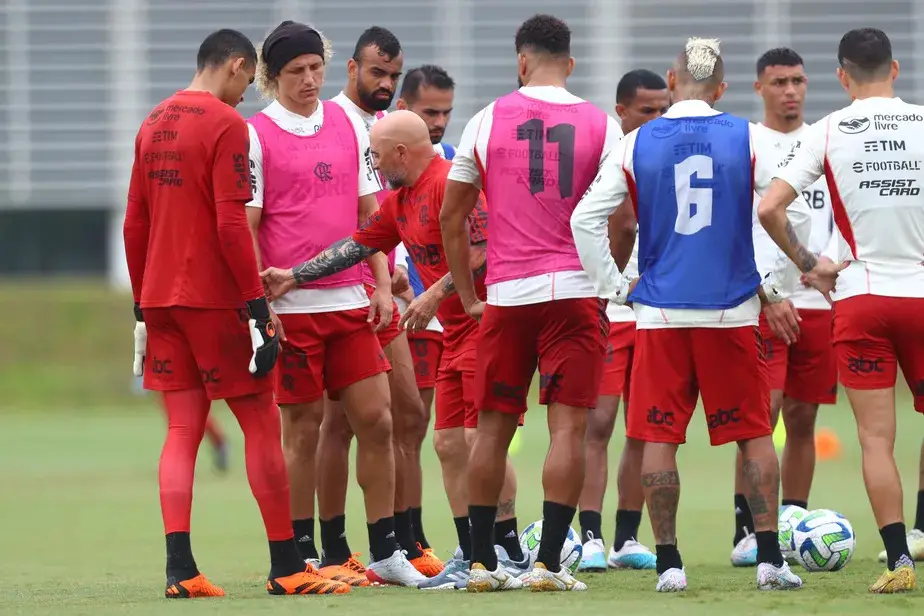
left=738, top=435, right=781, bottom=532
left=641, top=443, right=681, bottom=545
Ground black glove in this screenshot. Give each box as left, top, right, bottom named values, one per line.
left=246, top=297, right=279, bottom=377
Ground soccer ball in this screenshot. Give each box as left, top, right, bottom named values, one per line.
left=792, top=508, right=855, bottom=571
left=778, top=504, right=808, bottom=563
left=519, top=520, right=582, bottom=574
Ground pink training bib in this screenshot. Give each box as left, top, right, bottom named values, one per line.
left=250, top=100, right=362, bottom=290
left=483, top=91, right=607, bottom=285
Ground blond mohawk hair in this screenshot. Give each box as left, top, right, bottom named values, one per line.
left=685, top=37, right=721, bottom=81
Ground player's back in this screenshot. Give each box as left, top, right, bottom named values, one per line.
left=134, top=91, right=252, bottom=308
left=821, top=98, right=924, bottom=299
left=632, top=112, right=760, bottom=309
left=483, top=90, right=608, bottom=284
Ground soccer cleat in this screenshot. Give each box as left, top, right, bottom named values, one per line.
left=870, top=557, right=917, bottom=593
left=164, top=574, right=225, bottom=598
left=418, top=558, right=471, bottom=590
left=578, top=533, right=607, bottom=572
left=410, top=543, right=445, bottom=577
left=318, top=553, right=370, bottom=587
left=607, top=539, right=657, bottom=570
left=528, top=562, right=587, bottom=592
left=466, top=562, right=524, bottom=592
left=756, top=561, right=803, bottom=590
left=366, top=550, right=428, bottom=587
left=730, top=530, right=758, bottom=567
left=267, top=564, right=351, bottom=595
left=655, top=568, right=687, bottom=592
left=495, top=545, right=531, bottom=578
left=878, top=528, right=924, bottom=562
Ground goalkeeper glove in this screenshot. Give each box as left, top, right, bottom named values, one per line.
left=246, top=297, right=280, bottom=377
left=132, top=303, right=147, bottom=377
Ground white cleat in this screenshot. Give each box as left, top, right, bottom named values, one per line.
left=757, top=561, right=803, bottom=590
left=607, top=539, right=657, bottom=570
left=365, top=550, right=428, bottom=587
left=466, top=562, right=524, bottom=592
left=656, top=567, right=687, bottom=592
left=528, top=563, right=587, bottom=592
left=879, top=528, right=924, bottom=562
left=578, top=534, right=607, bottom=572
left=731, top=530, right=758, bottom=567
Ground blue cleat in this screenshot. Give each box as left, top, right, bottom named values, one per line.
left=608, top=539, right=657, bottom=570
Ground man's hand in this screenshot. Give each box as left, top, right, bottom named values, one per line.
left=246, top=298, right=280, bottom=377
left=132, top=303, right=146, bottom=377
left=269, top=307, right=286, bottom=342
left=392, top=267, right=410, bottom=296
left=801, top=259, right=848, bottom=304
left=368, top=286, right=394, bottom=332
left=802, top=256, right=834, bottom=288
left=762, top=299, right=801, bottom=346
left=399, top=288, right=440, bottom=333
left=261, top=267, right=297, bottom=302
left=465, top=299, right=486, bottom=322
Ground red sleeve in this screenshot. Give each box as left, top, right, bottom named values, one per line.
left=466, top=190, right=488, bottom=244
left=353, top=194, right=401, bottom=253
left=213, top=115, right=264, bottom=301
left=123, top=133, right=149, bottom=304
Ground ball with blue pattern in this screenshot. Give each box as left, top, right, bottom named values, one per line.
left=792, top=508, right=855, bottom=572
left=519, top=520, right=583, bottom=574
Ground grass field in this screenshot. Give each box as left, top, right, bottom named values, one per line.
left=3, top=282, right=924, bottom=614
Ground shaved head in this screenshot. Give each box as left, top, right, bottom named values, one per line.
left=370, top=110, right=435, bottom=187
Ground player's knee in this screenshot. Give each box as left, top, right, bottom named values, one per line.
left=321, top=406, right=355, bottom=444
left=782, top=402, right=818, bottom=438
left=586, top=401, right=618, bottom=448
left=353, top=401, right=394, bottom=444
left=279, top=403, right=322, bottom=458
left=434, top=428, right=468, bottom=465
left=393, top=394, right=427, bottom=446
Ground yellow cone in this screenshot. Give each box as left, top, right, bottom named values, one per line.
left=773, top=420, right=786, bottom=450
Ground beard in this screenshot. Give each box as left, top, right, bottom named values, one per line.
left=382, top=169, right=406, bottom=187
left=429, top=130, right=443, bottom=145
left=358, top=83, right=394, bottom=112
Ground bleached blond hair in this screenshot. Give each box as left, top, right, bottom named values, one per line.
left=684, top=37, right=721, bottom=81
left=255, top=24, right=334, bottom=101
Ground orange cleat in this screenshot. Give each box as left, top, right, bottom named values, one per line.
left=410, top=544, right=445, bottom=577
left=318, top=553, right=371, bottom=587
left=267, top=563, right=351, bottom=595
left=164, top=573, right=225, bottom=598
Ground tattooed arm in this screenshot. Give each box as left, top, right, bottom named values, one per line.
left=292, top=237, right=380, bottom=285
left=757, top=179, right=818, bottom=274
left=429, top=241, right=487, bottom=302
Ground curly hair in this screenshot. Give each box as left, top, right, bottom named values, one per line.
left=514, top=14, right=571, bottom=57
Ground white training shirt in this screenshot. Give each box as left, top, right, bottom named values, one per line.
left=247, top=99, right=383, bottom=314
left=775, top=96, right=924, bottom=301
left=606, top=242, right=638, bottom=323
left=571, top=99, right=808, bottom=329
left=448, top=85, right=624, bottom=307
left=752, top=122, right=839, bottom=311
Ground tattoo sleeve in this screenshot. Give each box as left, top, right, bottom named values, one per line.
left=292, top=237, right=379, bottom=285
left=785, top=220, right=818, bottom=273
left=435, top=241, right=487, bottom=299
left=641, top=470, right=680, bottom=545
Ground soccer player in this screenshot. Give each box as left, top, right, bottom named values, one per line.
left=730, top=47, right=840, bottom=567
left=441, top=14, right=623, bottom=593
left=880, top=442, right=924, bottom=562
left=396, top=64, right=525, bottom=567
left=245, top=21, right=424, bottom=587
left=571, top=37, right=804, bottom=592
left=319, top=27, right=439, bottom=578
left=262, top=110, right=522, bottom=590
left=124, top=28, right=343, bottom=597
left=758, top=27, right=924, bottom=593
left=578, top=68, right=668, bottom=573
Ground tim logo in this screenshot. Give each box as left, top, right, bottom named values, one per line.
left=419, top=205, right=430, bottom=227
left=846, top=356, right=884, bottom=375
left=646, top=407, right=674, bottom=426
left=314, top=161, right=333, bottom=182
left=837, top=116, right=870, bottom=134
left=707, top=408, right=740, bottom=429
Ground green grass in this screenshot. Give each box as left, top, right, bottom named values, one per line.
left=2, top=280, right=924, bottom=614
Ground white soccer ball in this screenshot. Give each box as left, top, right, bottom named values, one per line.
left=792, top=508, right=855, bottom=571
left=778, top=504, right=808, bottom=564
left=518, top=519, right=583, bottom=574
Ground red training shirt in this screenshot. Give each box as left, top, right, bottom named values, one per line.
left=123, top=90, right=263, bottom=309
left=353, top=157, right=487, bottom=354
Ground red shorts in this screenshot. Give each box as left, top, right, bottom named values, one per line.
left=832, top=295, right=924, bottom=412
left=143, top=306, right=273, bottom=401
left=364, top=283, right=402, bottom=348
left=599, top=322, right=636, bottom=397
left=275, top=310, right=391, bottom=404
left=626, top=327, right=771, bottom=446
left=475, top=298, right=608, bottom=415
left=758, top=309, right=838, bottom=404
left=408, top=330, right=443, bottom=389
left=435, top=344, right=477, bottom=430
